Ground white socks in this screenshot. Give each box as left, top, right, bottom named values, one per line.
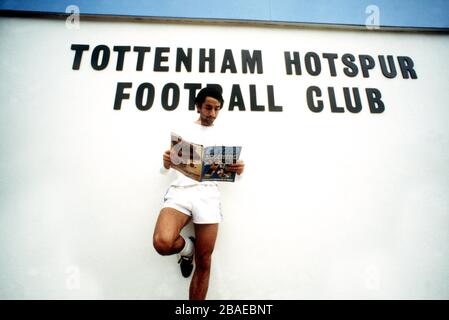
left=179, top=235, right=194, bottom=257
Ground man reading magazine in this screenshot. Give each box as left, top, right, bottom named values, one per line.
left=169, top=132, right=242, bottom=183
left=153, top=87, right=245, bottom=300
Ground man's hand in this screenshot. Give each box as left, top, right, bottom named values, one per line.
left=227, top=160, right=245, bottom=175
left=163, top=150, right=172, bottom=169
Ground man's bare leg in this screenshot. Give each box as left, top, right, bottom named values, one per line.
left=189, top=223, right=219, bottom=300
left=153, top=207, right=191, bottom=255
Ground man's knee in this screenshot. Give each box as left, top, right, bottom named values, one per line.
left=153, top=233, right=176, bottom=256
left=195, top=253, right=212, bottom=271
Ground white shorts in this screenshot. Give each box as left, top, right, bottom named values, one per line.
left=162, top=184, right=222, bottom=224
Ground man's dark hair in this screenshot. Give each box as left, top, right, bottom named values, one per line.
left=194, top=86, right=224, bottom=108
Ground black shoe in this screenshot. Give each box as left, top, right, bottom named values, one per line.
left=178, top=236, right=195, bottom=278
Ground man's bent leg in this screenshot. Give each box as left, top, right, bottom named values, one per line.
left=153, top=207, right=191, bottom=256
left=189, top=223, right=219, bottom=300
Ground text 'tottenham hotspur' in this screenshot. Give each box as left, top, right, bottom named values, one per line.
left=70, top=45, right=418, bottom=114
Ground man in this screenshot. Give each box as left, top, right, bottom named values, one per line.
left=153, top=87, right=245, bottom=300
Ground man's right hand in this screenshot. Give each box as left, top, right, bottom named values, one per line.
left=163, top=150, right=171, bottom=169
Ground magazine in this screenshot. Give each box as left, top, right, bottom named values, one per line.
left=170, top=132, right=242, bottom=182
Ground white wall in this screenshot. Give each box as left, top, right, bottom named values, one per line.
left=0, top=17, right=448, bottom=299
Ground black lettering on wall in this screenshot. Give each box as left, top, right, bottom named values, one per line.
left=114, top=82, right=132, bottom=110
left=284, top=51, right=302, bottom=75
left=379, top=55, right=397, bottom=78
left=136, top=83, right=155, bottom=111
left=176, top=48, right=192, bottom=72
left=343, top=87, right=362, bottom=113
left=91, top=45, right=110, bottom=70
left=133, top=46, right=151, bottom=71
left=342, top=54, right=359, bottom=77
left=229, top=84, right=245, bottom=111
left=199, top=49, right=215, bottom=73
left=71, top=44, right=89, bottom=70
left=328, top=87, right=345, bottom=113
left=305, top=52, right=321, bottom=76
left=322, top=53, right=338, bottom=77
left=359, top=55, right=375, bottom=78
left=306, top=86, right=323, bottom=113
left=162, top=83, right=180, bottom=111
left=221, top=49, right=237, bottom=73
left=398, top=56, right=418, bottom=79
left=154, top=47, right=170, bottom=72
left=113, top=46, right=131, bottom=71
left=242, top=50, right=263, bottom=74
left=184, top=83, right=202, bottom=110
left=268, top=85, right=282, bottom=112
left=249, top=85, right=264, bottom=111
left=366, top=88, right=385, bottom=113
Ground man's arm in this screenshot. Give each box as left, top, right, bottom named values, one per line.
left=163, top=150, right=172, bottom=169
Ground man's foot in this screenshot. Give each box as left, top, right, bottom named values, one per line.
left=178, top=236, right=195, bottom=278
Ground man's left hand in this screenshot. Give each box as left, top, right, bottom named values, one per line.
left=227, top=160, right=245, bottom=175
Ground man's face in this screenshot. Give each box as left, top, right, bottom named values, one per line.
left=197, top=96, right=222, bottom=126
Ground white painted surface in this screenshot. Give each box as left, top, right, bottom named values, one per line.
left=0, top=17, right=448, bottom=299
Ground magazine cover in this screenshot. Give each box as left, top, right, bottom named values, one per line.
left=201, top=146, right=242, bottom=182
left=170, top=132, right=204, bottom=181
left=170, top=132, right=242, bottom=182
